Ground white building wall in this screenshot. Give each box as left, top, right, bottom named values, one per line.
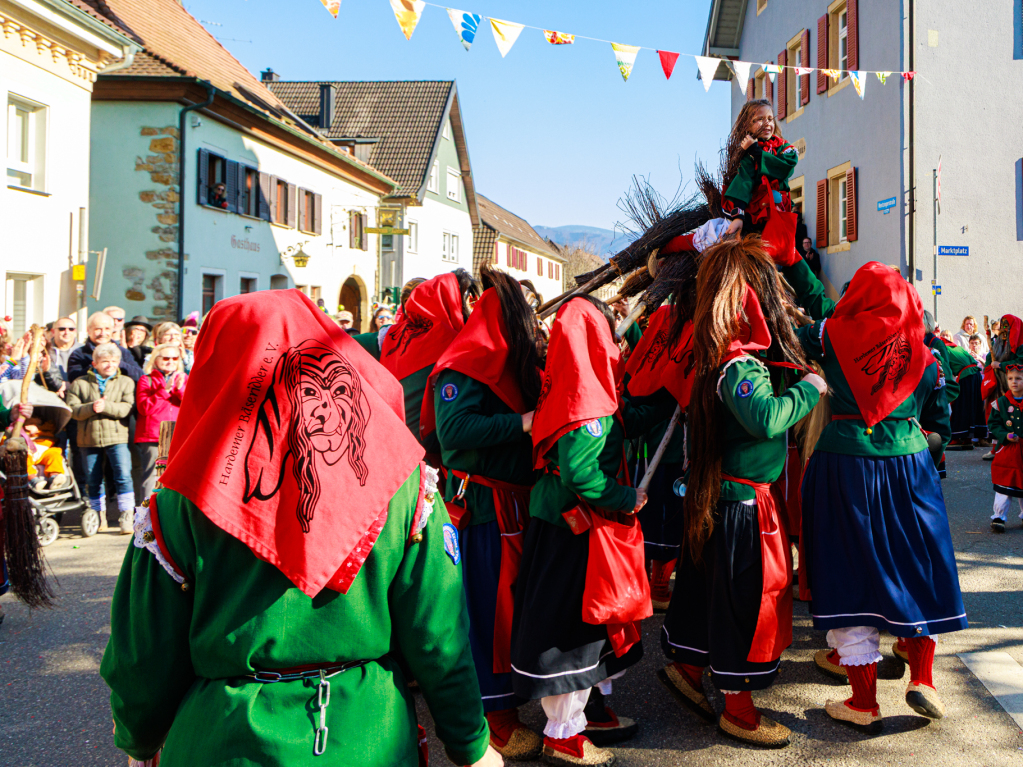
left=401, top=197, right=473, bottom=281
left=492, top=240, right=565, bottom=303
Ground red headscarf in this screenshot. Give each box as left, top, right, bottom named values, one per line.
left=531, top=299, right=620, bottom=468
left=625, top=306, right=696, bottom=408
left=824, top=262, right=931, bottom=427
left=1000, top=315, right=1023, bottom=352
left=721, top=285, right=773, bottom=364
left=421, top=288, right=529, bottom=436
left=160, top=290, right=424, bottom=597
left=380, top=272, right=466, bottom=381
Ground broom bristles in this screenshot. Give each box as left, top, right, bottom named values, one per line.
left=2, top=450, right=55, bottom=608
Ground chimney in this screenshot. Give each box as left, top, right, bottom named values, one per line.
left=260, top=68, right=279, bottom=83
left=319, top=83, right=334, bottom=130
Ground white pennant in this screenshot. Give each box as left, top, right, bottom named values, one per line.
left=729, top=60, right=752, bottom=90
left=389, top=0, right=425, bottom=40
left=490, top=18, right=524, bottom=58
left=695, top=56, right=722, bottom=92
left=850, top=70, right=866, bottom=99
left=446, top=9, right=481, bottom=51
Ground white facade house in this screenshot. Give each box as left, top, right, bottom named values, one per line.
left=1, top=0, right=135, bottom=336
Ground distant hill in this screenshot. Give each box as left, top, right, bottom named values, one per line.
left=534, top=225, right=635, bottom=260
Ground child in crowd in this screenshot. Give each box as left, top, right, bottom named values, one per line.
left=135, top=342, right=186, bottom=502
left=24, top=417, right=68, bottom=491
left=988, top=361, right=1023, bottom=532
left=66, top=343, right=136, bottom=534
left=969, top=335, right=986, bottom=366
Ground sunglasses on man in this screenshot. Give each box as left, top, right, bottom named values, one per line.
left=56, top=326, right=76, bottom=332
left=184, top=328, right=198, bottom=336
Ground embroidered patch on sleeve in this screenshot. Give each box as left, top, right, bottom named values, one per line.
left=442, top=523, right=461, bottom=564
left=737, top=379, right=755, bottom=399
left=584, top=419, right=604, bottom=437
left=440, top=383, right=459, bottom=402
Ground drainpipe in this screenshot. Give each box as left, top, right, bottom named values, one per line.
left=176, top=80, right=215, bottom=321
left=97, top=43, right=138, bottom=74
left=907, top=0, right=916, bottom=285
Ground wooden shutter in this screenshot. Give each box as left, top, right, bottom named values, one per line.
left=258, top=172, right=271, bottom=220
left=313, top=194, right=323, bottom=235
left=224, top=160, right=238, bottom=212
left=556, top=263, right=560, bottom=280
left=506, top=243, right=512, bottom=268
left=286, top=184, right=298, bottom=228
left=298, top=189, right=308, bottom=232
left=847, top=0, right=859, bottom=72
left=493, top=242, right=499, bottom=264
left=359, top=214, right=368, bottom=251
left=236, top=163, right=247, bottom=213
left=197, top=148, right=209, bottom=205
left=746, top=77, right=754, bottom=100
left=800, top=29, right=811, bottom=105
left=765, top=66, right=774, bottom=104
left=816, top=179, right=828, bottom=248
left=846, top=167, right=858, bottom=242
left=777, top=50, right=788, bottom=119
left=268, top=176, right=278, bottom=222
left=817, top=14, right=829, bottom=94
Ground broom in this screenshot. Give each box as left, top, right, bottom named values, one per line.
left=1, top=325, right=55, bottom=608
left=615, top=251, right=701, bottom=341
left=637, top=405, right=682, bottom=494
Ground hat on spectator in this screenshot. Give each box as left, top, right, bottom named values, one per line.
left=336, top=311, right=354, bottom=324
left=183, top=311, right=200, bottom=330
left=125, top=315, right=152, bottom=332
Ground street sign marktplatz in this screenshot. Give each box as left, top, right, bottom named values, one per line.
left=937, top=246, right=969, bottom=256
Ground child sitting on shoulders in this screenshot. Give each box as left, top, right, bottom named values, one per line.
left=988, top=359, right=1023, bottom=532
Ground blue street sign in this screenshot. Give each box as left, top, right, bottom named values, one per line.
left=877, top=196, right=897, bottom=214
left=938, top=246, right=968, bottom=256
left=933, top=286, right=942, bottom=295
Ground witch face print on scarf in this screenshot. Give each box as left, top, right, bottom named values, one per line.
left=386, top=312, right=434, bottom=356
left=861, top=332, right=913, bottom=395
left=244, top=341, right=370, bottom=533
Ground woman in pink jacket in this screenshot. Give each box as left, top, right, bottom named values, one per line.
left=134, top=342, right=186, bottom=500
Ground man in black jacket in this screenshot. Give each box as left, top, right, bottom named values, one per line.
left=801, top=237, right=823, bottom=278
left=67, top=312, right=143, bottom=383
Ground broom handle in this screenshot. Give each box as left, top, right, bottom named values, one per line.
left=638, top=405, right=682, bottom=493
left=614, top=302, right=647, bottom=341
left=537, top=268, right=613, bottom=319
left=9, top=325, right=43, bottom=442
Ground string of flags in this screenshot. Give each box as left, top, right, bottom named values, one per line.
left=321, top=0, right=916, bottom=94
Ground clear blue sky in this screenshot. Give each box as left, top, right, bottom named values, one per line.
left=184, top=0, right=731, bottom=230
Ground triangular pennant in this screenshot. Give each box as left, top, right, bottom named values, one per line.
left=695, top=56, right=722, bottom=91
left=902, top=71, right=916, bottom=82
left=447, top=9, right=481, bottom=51
left=390, top=0, right=425, bottom=40
left=821, top=68, right=842, bottom=81
left=850, top=70, right=866, bottom=99
left=544, top=30, right=575, bottom=45
left=762, top=63, right=782, bottom=83
left=729, top=60, right=752, bottom=89
left=319, top=0, right=340, bottom=18
left=611, top=43, right=641, bottom=82
left=876, top=71, right=891, bottom=84
left=794, top=66, right=813, bottom=76
left=490, top=18, right=524, bottom=57
left=657, top=50, right=680, bottom=80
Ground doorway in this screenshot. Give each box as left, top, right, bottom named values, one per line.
left=339, top=276, right=364, bottom=332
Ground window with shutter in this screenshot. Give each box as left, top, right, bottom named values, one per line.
left=800, top=29, right=811, bottom=105
left=349, top=211, right=356, bottom=249
left=846, top=0, right=858, bottom=71
left=765, top=65, right=774, bottom=104
left=258, top=172, right=271, bottom=221
left=817, top=15, right=828, bottom=94
left=493, top=242, right=499, bottom=264
left=816, top=179, right=828, bottom=249
left=845, top=167, right=858, bottom=241
left=298, top=189, right=307, bottom=232
left=747, top=78, right=754, bottom=100
left=777, top=50, right=787, bottom=120
left=197, top=148, right=209, bottom=206
left=313, top=194, right=323, bottom=235
left=235, top=162, right=247, bottom=214
left=224, top=160, right=238, bottom=212
left=506, top=243, right=512, bottom=268
left=537, top=256, right=542, bottom=276
left=286, top=184, right=298, bottom=229
left=360, top=214, right=368, bottom=251
left=556, top=264, right=560, bottom=280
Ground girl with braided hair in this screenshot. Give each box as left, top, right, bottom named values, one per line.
left=658, top=236, right=825, bottom=749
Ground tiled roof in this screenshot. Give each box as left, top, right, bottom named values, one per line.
left=476, top=195, right=562, bottom=259
left=471, top=224, right=498, bottom=278
left=269, top=80, right=454, bottom=197
left=76, top=0, right=289, bottom=111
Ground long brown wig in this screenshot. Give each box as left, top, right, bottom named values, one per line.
left=683, top=236, right=808, bottom=560
left=722, top=99, right=784, bottom=195
left=481, top=264, right=546, bottom=408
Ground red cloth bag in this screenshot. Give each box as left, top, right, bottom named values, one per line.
left=759, top=190, right=801, bottom=267
left=581, top=510, right=652, bottom=657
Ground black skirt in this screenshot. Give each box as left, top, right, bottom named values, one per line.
left=633, top=459, right=685, bottom=560
left=950, top=372, right=986, bottom=440
left=660, top=499, right=780, bottom=691
left=510, top=518, right=643, bottom=699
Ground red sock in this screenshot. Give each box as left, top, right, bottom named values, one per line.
left=722, top=690, right=760, bottom=731
left=650, top=559, right=677, bottom=600
left=485, top=708, right=522, bottom=747
left=826, top=649, right=841, bottom=666
left=845, top=663, right=878, bottom=711
left=907, top=636, right=936, bottom=688
left=896, top=637, right=908, bottom=653
left=672, top=662, right=704, bottom=691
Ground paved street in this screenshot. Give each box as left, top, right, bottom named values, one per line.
left=2, top=449, right=1021, bottom=766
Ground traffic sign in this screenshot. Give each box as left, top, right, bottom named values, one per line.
left=933, top=285, right=942, bottom=295
left=937, top=246, right=968, bottom=256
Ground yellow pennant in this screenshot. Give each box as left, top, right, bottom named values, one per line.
left=611, top=43, right=641, bottom=82
left=390, top=0, right=425, bottom=40
left=319, top=0, right=340, bottom=18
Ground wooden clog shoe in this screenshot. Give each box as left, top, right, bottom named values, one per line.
left=813, top=648, right=849, bottom=683
left=656, top=665, right=715, bottom=722
left=717, top=712, right=791, bottom=748
left=905, top=682, right=945, bottom=719
left=825, top=699, right=883, bottom=734
left=541, top=734, right=616, bottom=766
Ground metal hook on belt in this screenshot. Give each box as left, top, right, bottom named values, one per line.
left=454, top=474, right=469, bottom=501
left=313, top=669, right=330, bottom=756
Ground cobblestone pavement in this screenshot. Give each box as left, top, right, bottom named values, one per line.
left=2, top=450, right=1021, bottom=766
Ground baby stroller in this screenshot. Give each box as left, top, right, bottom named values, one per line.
left=1, top=380, right=89, bottom=546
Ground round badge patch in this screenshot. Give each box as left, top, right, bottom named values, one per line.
left=442, top=523, right=460, bottom=564
left=737, top=379, right=754, bottom=398
left=584, top=419, right=604, bottom=438
left=440, top=383, right=459, bottom=402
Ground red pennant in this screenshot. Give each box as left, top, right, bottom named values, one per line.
left=902, top=71, right=916, bottom=82
left=658, top=50, right=680, bottom=80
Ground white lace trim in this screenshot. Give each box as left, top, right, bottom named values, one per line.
left=133, top=505, right=184, bottom=585
left=818, top=318, right=827, bottom=345
left=542, top=710, right=588, bottom=740
left=837, top=651, right=883, bottom=667
left=716, top=354, right=765, bottom=401
left=415, top=464, right=440, bottom=534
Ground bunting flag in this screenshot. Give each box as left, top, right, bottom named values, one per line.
left=876, top=71, right=890, bottom=84
left=490, top=18, right=524, bottom=57
left=820, top=68, right=841, bottom=81
left=695, top=55, right=721, bottom=92
left=447, top=9, right=481, bottom=51
left=657, top=50, right=679, bottom=80
left=319, top=0, right=340, bottom=17
left=850, top=70, right=866, bottom=99
left=611, top=42, right=640, bottom=82
left=794, top=66, right=813, bottom=77
left=763, top=63, right=782, bottom=82
left=729, top=60, right=752, bottom=90
left=902, top=71, right=916, bottom=81
left=390, top=0, right=425, bottom=39
left=544, top=30, right=575, bottom=44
